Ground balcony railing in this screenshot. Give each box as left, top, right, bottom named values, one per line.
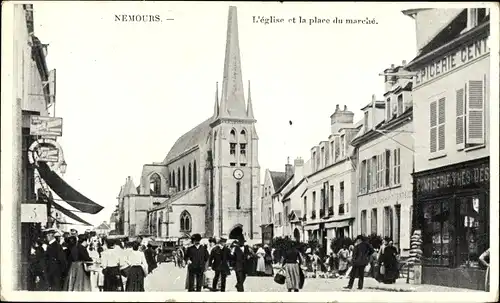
left=339, top=203, right=345, bottom=215
left=328, top=206, right=334, bottom=216
left=311, top=210, right=316, bottom=219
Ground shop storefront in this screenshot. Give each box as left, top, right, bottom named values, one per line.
left=413, top=156, right=490, bottom=290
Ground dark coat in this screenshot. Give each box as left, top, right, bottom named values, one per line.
left=45, top=241, right=68, bottom=290
left=351, top=242, right=374, bottom=267
left=209, top=245, right=231, bottom=273
left=232, top=246, right=246, bottom=272
left=185, top=244, right=209, bottom=270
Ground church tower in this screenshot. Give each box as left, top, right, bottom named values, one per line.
left=210, top=6, right=260, bottom=240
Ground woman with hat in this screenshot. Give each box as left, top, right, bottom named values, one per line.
left=101, top=238, right=124, bottom=291
left=379, top=238, right=399, bottom=284
left=280, top=241, right=304, bottom=292
left=64, top=234, right=93, bottom=291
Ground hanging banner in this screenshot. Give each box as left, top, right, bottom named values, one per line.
left=30, top=116, right=63, bottom=137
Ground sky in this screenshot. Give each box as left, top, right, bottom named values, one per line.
left=32, top=1, right=417, bottom=230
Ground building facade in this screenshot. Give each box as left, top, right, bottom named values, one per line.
left=300, top=105, right=361, bottom=254
left=351, top=67, right=414, bottom=256
left=117, top=6, right=261, bottom=241
left=404, top=8, right=491, bottom=290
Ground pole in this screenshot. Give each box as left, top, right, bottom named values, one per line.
left=13, top=98, right=23, bottom=290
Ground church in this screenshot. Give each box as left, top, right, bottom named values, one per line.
left=115, top=6, right=261, bottom=241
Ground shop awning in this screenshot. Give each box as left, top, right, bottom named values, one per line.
left=49, top=196, right=92, bottom=226
left=36, top=162, right=103, bottom=214
left=324, top=220, right=351, bottom=229
left=304, top=224, right=319, bottom=231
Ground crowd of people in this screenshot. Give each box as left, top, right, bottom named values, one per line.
left=27, top=228, right=160, bottom=292
left=27, top=227, right=405, bottom=292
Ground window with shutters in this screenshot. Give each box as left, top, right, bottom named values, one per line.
left=360, top=210, right=367, bottom=236
left=371, top=208, right=378, bottom=235
left=385, top=150, right=391, bottom=187
left=456, top=87, right=466, bottom=150
left=393, top=148, right=401, bottom=185
left=366, top=158, right=371, bottom=191
left=359, top=160, right=367, bottom=194
left=397, top=94, right=404, bottom=115
left=386, top=98, right=391, bottom=122
left=466, top=79, right=485, bottom=146
left=430, top=97, right=446, bottom=154
left=377, top=154, right=384, bottom=189
left=371, top=156, right=377, bottom=190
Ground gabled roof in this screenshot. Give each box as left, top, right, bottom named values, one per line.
left=269, top=171, right=287, bottom=191
left=274, top=174, right=294, bottom=196
left=163, top=117, right=213, bottom=165
left=123, top=177, right=138, bottom=196
left=282, top=178, right=306, bottom=201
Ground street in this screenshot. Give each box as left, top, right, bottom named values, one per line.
left=144, top=262, right=477, bottom=292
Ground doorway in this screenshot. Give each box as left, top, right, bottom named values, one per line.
left=229, top=224, right=244, bottom=241
left=293, top=228, right=300, bottom=242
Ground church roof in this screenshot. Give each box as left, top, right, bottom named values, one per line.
left=163, top=117, right=213, bottom=165
left=123, top=177, right=138, bottom=196
left=270, top=171, right=287, bottom=191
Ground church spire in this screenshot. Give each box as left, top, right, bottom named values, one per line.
left=219, top=6, right=247, bottom=118
left=246, top=80, right=255, bottom=119
left=213, top=81, right=219, bottom=119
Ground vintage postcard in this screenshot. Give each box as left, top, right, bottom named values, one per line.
left=1, top=1, right=498, bottom=302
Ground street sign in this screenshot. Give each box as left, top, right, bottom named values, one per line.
left=30, top=116, right=63, bottom=137
left=36, top=146, right=60, bottom=162
left=21, top=204, right=48, bottom=223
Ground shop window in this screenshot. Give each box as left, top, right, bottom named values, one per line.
left=457, top=195, right=487, bottom=268
left=180, top=211, right=192, bottom=232
left=422, top=200, right=452, bottom=266
left=430, top=97, right=446, bottom=153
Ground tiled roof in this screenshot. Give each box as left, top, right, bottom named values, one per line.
left=282, top=178, right=306, bottom=201
left=275, top=175, right=294, bottom=195
left=269, top=171, right=287, bottom=191
left=163, top=117, right=213, bottom=164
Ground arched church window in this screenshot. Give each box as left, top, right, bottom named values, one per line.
left=193, top=160, right=197, bottom=186
left=177, top=168, right=181, bottom=191
left=229, top=129, right=237, bottom=156
left=239, top=129, right=247, bottom=143
left=149, top=173, right=161, bottom=195
left=236, top=182, right=241, bottom=210
left=230, top=129, right=236, bottom=141
left=180, top=210, right=192, bottom=232
left=172, top=171, right=175, bottom=188
left=182, top=166, right=186, bottom=190
left=188, top=163, right=192, bottom=188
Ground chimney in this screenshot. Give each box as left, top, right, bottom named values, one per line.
left=293, top=157, right=304, bottom=181
left=390, top=64, right=395, bottom=68
left=343, top=105, right=347, bottom=111
left=330, top=104, right=354, bottom=134
left=285, top=159, right=293, bottom=180
left=402, top=60, right=407, bottom=66
left=335, top=104, right=340, bottom=112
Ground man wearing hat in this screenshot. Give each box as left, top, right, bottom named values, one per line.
left=231, top=239, right=247, bottom=292
left=208, top=237, right=231, bottom=292
left=184, top=233, right=209, bottom=292
left=344, top=235, right=374, bottom=291
left=43, top=228, right=68, bottom=291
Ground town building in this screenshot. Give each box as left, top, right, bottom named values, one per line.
left=116, top=6, right=261, bottom=241
left=299, top=105, right=361, bottom=254
left=270, top=160, right=298, bottom=239
left=403, top=8, right=491, bottom=290
left=350, top=67, right=414, bottom=256
left=94, top=221, right=111, bottom=236
left=260, top=165, right=292, bottom=244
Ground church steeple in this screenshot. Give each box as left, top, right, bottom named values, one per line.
left=219, top=6, right=247, bottom=119
left=213, top=81, right=219, bottom=119
left=246, top=80, right=254, bottom=119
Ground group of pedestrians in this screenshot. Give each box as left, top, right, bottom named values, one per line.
left=27, top=228, right=162, bottom=292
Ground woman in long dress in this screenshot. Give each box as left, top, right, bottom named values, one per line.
left=337, top=246, right=349, bottom=276
left=101, top=239, right=123, bottom=291
left=88, top=242, right=101, bottom=292
left=124, top=242, right=148, bottom=291
left=263, top=245, right=274, bottom=276
left=281, top=243, right=304, bottom=292
left=255, top=246, right=266, bottom=276
left=64, top=234, right=93, bottom=291
left=379, top=239, right=399, bottom=284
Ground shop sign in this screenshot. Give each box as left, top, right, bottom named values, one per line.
left=414, top=36, right=489, bottom=86
left=30, top=116, right=63, bottom=137
left=36, top=146, right=60, bottom=162
left=21, top=204, right=48, bottom=223
left=416, top=163, right=489, bottom=195
left=368, top=190, right=412, bottom=205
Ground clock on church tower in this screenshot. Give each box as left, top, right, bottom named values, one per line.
left=233, top=168, right=244, bottom=180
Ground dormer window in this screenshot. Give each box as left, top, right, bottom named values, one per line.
left=397, top=94, right=404, bottom=115
left=340, top=135, right=345, bottom=159
left=467, top=8, right=487, bottom=30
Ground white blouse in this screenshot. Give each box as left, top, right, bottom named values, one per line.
left=101, top=247, right=122, bottom=268
left=124, top=250, right=148, bottom=274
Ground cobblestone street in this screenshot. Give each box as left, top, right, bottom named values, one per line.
left=144, top=262, right=479, bottom=292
